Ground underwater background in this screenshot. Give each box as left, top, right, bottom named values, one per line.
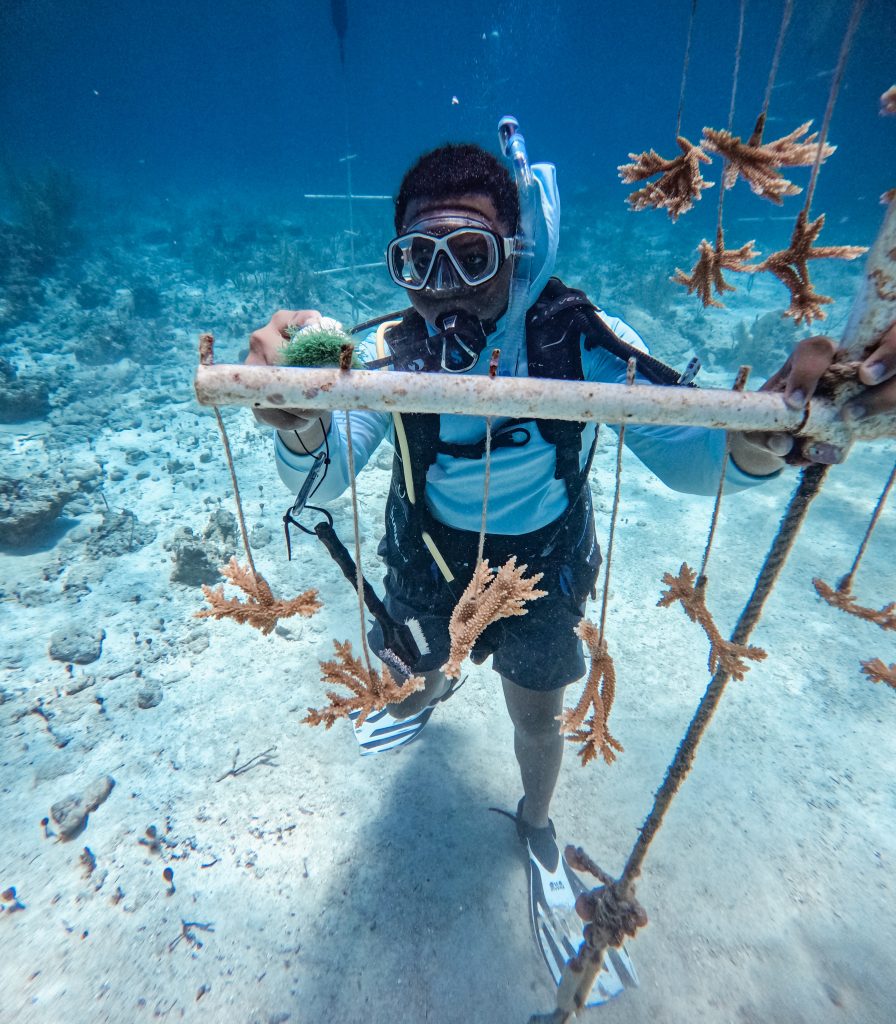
left=1, top=1, right=894, bottom=1022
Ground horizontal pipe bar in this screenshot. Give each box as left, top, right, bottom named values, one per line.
left=303, top=193, right=392, bottom=200
left=313, top=262, right=385, bottom=276
left=194, top=363, right=895, bottom=443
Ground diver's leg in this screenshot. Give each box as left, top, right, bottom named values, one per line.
left=387, top=668, right=450, bottom=719
left=500, top=676, right=568, bottom=828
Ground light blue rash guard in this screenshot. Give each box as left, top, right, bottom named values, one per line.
left=273, top=309, right=772, bottom=536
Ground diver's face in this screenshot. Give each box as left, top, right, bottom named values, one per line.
left=400, top=194, right=514, bottom=326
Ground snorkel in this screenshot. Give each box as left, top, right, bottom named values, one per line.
left=497, top=116, right=537, bottom=377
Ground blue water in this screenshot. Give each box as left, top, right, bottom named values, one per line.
left=1, top=3, right=894, bottom=1023
left=2, top=0, right=893, bottom=215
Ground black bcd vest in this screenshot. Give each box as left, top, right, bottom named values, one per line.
left=381, top=276, right=690, bottom=537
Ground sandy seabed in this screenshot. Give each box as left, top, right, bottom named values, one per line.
left=1, top=253, right=894, bottom=1023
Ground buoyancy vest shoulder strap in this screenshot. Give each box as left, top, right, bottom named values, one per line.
left=531, top=278, right=690, bottom=388
left=376, top=321, right=455, bottom=582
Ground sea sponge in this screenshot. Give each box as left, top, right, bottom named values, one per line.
left=280, top=327, right=361, bottom=369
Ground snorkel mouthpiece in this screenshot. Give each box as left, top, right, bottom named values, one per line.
left=497, top=116, right=537, bottom=377
left=498, top=116, right=533, bottom=191
left=433, top=310, right=488, bottom=372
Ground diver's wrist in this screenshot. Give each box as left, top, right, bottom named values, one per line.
left=279, top=412, right=331, bottom=455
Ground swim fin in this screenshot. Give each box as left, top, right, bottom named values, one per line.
left=349, top=701, right=436, bottom=754
left=349, top=675, right=466, bottom=755
left=517, top=801, right=638, bottom=1006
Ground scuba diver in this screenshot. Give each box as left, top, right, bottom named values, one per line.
left=247, top=131, right=896, bottom=1003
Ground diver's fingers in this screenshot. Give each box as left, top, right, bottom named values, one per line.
left=247, top=309, right=322, bottom=365
left=741, top=431, right=794, bottom=457
left=844, top=373, right=896, bottom=422
left=781, top=335, right=838, bottom=409
left=269, top=308, right=323, bottom=336
left=858, top=322, right=896, bottom=387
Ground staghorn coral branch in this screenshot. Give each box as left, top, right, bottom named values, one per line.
left=812, top=578, right=896, bottom=631
left=303, top=639, right=424, bottom=729
left=196, top=557, right=320, bottom=636
left=560, top=621, right=624, bottom=766
left=619, top=136, right=714, bottom=221
left=703, top=121, right=835, bottom=204
left=442, top=557, right=546, bottom=679
left=751, top=210, right=867, bottom=324
left=658, top=563, right=766, bottom=681
left=861, top=658, right=896, bottom=689
left=673, top=227, right=759, bottom=308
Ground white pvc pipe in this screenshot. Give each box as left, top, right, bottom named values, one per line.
left=194, top=362, right=894, bottom=443
left=194, top=199, right=896, bottom=444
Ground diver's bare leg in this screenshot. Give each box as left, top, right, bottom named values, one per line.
left=387, top=668, right=450, bottom=719
left=501, top=675, right=568, bottom=829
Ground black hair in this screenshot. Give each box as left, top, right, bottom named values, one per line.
left=394, top=143, right=519, bottom=234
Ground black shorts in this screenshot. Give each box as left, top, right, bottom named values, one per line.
left=368, top=501, right=601, bottom=692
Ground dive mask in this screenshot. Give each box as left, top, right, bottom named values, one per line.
left=387, top=223, right=514, bottom=291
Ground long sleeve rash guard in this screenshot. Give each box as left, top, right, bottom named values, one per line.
left=274, top=311, right=775, bottom=536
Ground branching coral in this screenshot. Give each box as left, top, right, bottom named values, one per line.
left=559, top=620, right=624, bottom=766
left=703, top=120, right=835, bottom=203
left=442, top=557, right=546, bottom=679
left=861, top=659, right=896, bottom=689
left=196, top=557, right=321, bottom=635
left=658, top=563, right=766, bottom=681
left=303, top=639, right=424, bottom=728
left=672, top=227, right=759, bottom=307
left=812, top=578, right=896, bottom=630
left=751, top=211, right=867, bottom=324
left=618, top=136, right=714, bottom=221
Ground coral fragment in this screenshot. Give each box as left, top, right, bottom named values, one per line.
left=703, top=120, right=835, bottom=204
left=658, top=564, right=766, bottom=681
left=559, top=620, right=624, bottom=766
left=861, top=658, right=896, bottom=689
left=442, top=557, right=546, bottom=679
left=619, top=136, right=714, bottom=221
left=303, top=639, right=424, bottom=728
left=673, top=227, right=758, bottom=308
left=196, top=557, right=321, bottom=635
left=813, top=578, right=896, bottom=631
left=752, top=211, right=867, bottom=324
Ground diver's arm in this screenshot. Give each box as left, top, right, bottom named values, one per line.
left=275, top=409, right=391, bottom=502
left=246, top=309, right=327, bottom=433
left=582, top=316, right=781, bottom=495
left=278, top=414, right=332, bottom=454
left=272, top=328, right=392, bottom=502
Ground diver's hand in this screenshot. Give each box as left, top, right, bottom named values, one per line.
left=246, top=309, right=331, bottom=439
left=731, top=324, right=896, bottom=471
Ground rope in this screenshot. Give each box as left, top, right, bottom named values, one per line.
left=803, top=0, right=866, bottom=217
left=698, top=366, right=751, bottom=582
left=726, top=0, right=747, bottom=135
left=476, top=417, right=493, bottom=567
left=596, top=359, right=637, bottom=641
left=838, top=459, right=896, bottom=594
left=675, top=0, right=699, bottom=137
left=343, top=410, right=375, bottom=678
left=212, top=407, right=258, bottom=580
left=621, top=463, right=828, bottom=889
left=715, top=0, right=748, bottom=237
left=760, top=0, right=794, bottom=123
